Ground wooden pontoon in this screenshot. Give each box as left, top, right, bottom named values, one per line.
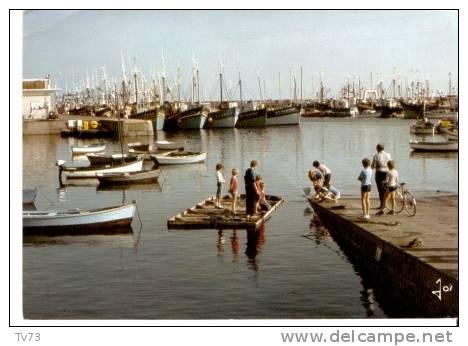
left=167, top=194, right=284, bottom=229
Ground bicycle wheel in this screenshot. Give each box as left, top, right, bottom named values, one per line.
left=404, top=191, right=416, bottom=216
left=395, top=190, right=405, bottom=213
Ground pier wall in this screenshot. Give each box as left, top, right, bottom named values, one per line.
left=99, top=119, right=154, bottom=136
left=23, top=119, right=65, bottom=135
left=310, top=200, right=458, bottom=317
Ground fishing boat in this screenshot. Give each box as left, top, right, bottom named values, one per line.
left=71, top=143, right=106, bottom=154
left=23, top=201, right=136, bottom=233
left=409, top=140, right=458, bottom=152
left=155, top=140, right=186, bottom=150
left=206, top=105, right=239, bottom=128
left=128, top=142, right=152, bottom=152
left=379, top=98, right=403, bottom=118
left=96, top=168, right=160, bottom=185
left=236, top=108, right=267, bottom=127
left=177, top=106, right=208, bottom=129
left=150, top=151, right=207, bottom=165
left=86, top=153, right=140, bottom=165
left=410, top=119, right=435, bottom=135
left=266, top=105, right=301, bottom=125
left=56, top=158, right=144, bottom=180
left=23, top=188, right=37, bottom=204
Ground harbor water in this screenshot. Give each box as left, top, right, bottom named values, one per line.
left=22, top=117, right=458, bottom=319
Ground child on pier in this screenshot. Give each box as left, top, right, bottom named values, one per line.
left=377, top=160, right=399, bottom=215
left=215, top=163, right=225, bottom=209
left=229, top=168, right=239, bottom=214
left=358, top=158, right=372, bottom=220
left=257, top=179, right=271, bottom=212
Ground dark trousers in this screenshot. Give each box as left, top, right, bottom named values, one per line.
left=375, top=171, right=388, bottom=208
left=324, top=173, right=331, bottom=188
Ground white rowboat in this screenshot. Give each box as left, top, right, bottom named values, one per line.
left=71, top=144, right=106, bottom=154
left=57, top=159, right=144, bottom=179
left=409, top=140, right=458, bottom=152
left=23, top=201, right=136, bottom=233
left=155, top=140, right=186, bottom=150
left=150, top=151, right=207, bottom=165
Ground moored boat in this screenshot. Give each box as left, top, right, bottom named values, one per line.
left=177, top=106, right=208, bottom=129
left=71, top=143, right=106, bottom=154
left=23, top=201, right=136, bottom=233
left=86, top=153, right=140, bottom=165
left=155, top=140, right=186, bottom=150
left=150, top=151, right=207, bottom=165
left=410, top=119, right=435, bottom=135
left=96, top=168, right=160, bottom=185
left=266, top=105, right=301, bottom=125
left=23, top=188, right=37, bottom=204
left=128, top=142, right=152, bottom=152
left=206, top=106, right=239, bottom=128
left=236, top=108, right=267, bottom=127
left=56, top=158, right=144, bottom=180
left=409, top=140, right=458, bottom=152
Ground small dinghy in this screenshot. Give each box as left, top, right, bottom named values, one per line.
left=155, top=140, right=186, bottom=150
left=56, top=158, right=144, bottom=180
left=150, top=151, right=207, bottom=165
left=96, top=168, right=161, bottom=185
left=409, top=140, right=458, bottom=152
left=23, top=201, right=137, bottom=233
left=86, top=153, right=140, bottom=165
left=71, top=143, right=106, bottom=154
left=23, top=188, right=37, bottom=204
left=128, top=142, right=152, bottom=152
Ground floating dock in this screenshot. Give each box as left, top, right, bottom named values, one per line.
left=308, top=194, right=458, bottom=317
left=168, top=194, right=284, bottom=230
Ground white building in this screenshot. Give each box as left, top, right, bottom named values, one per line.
left=22, top=78, right=60, bottom=119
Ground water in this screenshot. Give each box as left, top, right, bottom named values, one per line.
left=22, top=118, right=458, bottom=319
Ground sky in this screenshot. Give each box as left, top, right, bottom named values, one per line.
left=22, top=10, right=458, bottom=100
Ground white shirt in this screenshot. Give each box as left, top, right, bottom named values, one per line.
left=216, top=170, right=225, bottom=183
left=371, top=151, right=391, bottom=172
left=386, top=169, right=399, bottom=187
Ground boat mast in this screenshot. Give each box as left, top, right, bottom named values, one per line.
left=300, top=66, right=303, bottom=104
left=238, top=71, right=243, bottom=108
left=196, top=68, right=200, bottom=103
left=257, top=73, right=262, bottom=104
left=219, top=63, right=223, bottom=104
left=278, top=72, right=281, bottom=100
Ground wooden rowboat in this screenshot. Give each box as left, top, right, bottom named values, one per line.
left=56, top=159, right=144, bottom=179
left=409, top=140, right=458, bottom=152
left=23, top=201, right=136, bottom=234
left=155, top=140, right=186, bottom=150
left=23, top=188, right=37, bottom=204
left=150, top=151, right=207, bottom=165
left=96, top=168, right=160, bottom=185
left=86, top=153, right=140, bottom=165
left=71, top=143, right=106, bottom=154
left=128, top=142, right=152, bottom=152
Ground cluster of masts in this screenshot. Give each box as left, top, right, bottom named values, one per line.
left=53, top=54, right=458, bottom=111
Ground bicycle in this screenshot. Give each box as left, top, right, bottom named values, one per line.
left=395, top=183, right=417, bottom=216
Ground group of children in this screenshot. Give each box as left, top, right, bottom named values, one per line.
left=309, top=147, right=400, bottom=220
left=215, top=163, right=270, bottom=215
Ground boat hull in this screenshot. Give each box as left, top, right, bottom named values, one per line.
left=71, top=144, right=106, bottom=154
left=86, top=153, right=140, bottom=165
left=236, top=108, right=267, bottom=127
left=155, top=140, right=186, bottom=150
left=151, top=152, right=207, bottom=165
left=97, top=169, right=160, bottom=185
left=178, top=112, right=207, bottom=129
left=409, top=141, right=458, bottom=151
left=205, top=107, right=239, bottom=128
left=153, top=114, right=165, bottom=131
left=23, top=203, right=136, bottom=233
left=23, top=188, right=37, bottom=204
left=266, top=107, right=301, bottom=125
left=61, top=159, right=144, bottom=178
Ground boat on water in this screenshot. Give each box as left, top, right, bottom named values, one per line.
left=130, top=103, right=165, bottom=131
left=236, top=108, right=267, bottom=127
left=23, top=188, right=37, bottom=204
left=379, top=98, right=404, bottom=118
left=86, top=153, right=140, bottom=165
left=409, top=140, right=458, bottom=152
left=150, top=151, right=207, bottom=165
left=96, top=168, right=160, bottom=185
left=266, top=105, right=301, bottom=125
left=128, top=142, right=152, bottom=152
left=155, top=140, right=186, bottom=150
left=177, top=106, right=208, bottom=129
left=56, top=158, right=144, bottom=180
left=410, top=119, right=435, bottom=135
left=23, top=201, right=136, bottom=233
left=71, top=143, right=106, bottom=154
left=206, top=105, right=239, bottom=128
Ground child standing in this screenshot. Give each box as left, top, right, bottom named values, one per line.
left=358, top=158, right=372, bottom=219
left=229, top=168, right=239, bottom=214
left=382, top=160, right=399, bottom=215
left=215, top=163, right=225, bottom=209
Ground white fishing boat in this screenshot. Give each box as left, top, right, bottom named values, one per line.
left=155, top=140, right=186, bottom=150
left=56, top=159, right=144, bottom=179
left=150, top=151, right=207, bottom=165
left=23, top=201, right=136, bottom=232
left=266, top=106, right=301, bottom=126
left=409, top=140, right=458, bottom=152
left=71, top=143, right=106, bottom=154
left=23, top=188, right=37, bottom=204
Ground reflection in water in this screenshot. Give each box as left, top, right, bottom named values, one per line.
left=230, top=230, right=240, bottom=264
left=245, top=224, right=266, bottom=272
left=217, top=229, right=225, bottom=258
left=409, top=151, right=458, bottom=160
